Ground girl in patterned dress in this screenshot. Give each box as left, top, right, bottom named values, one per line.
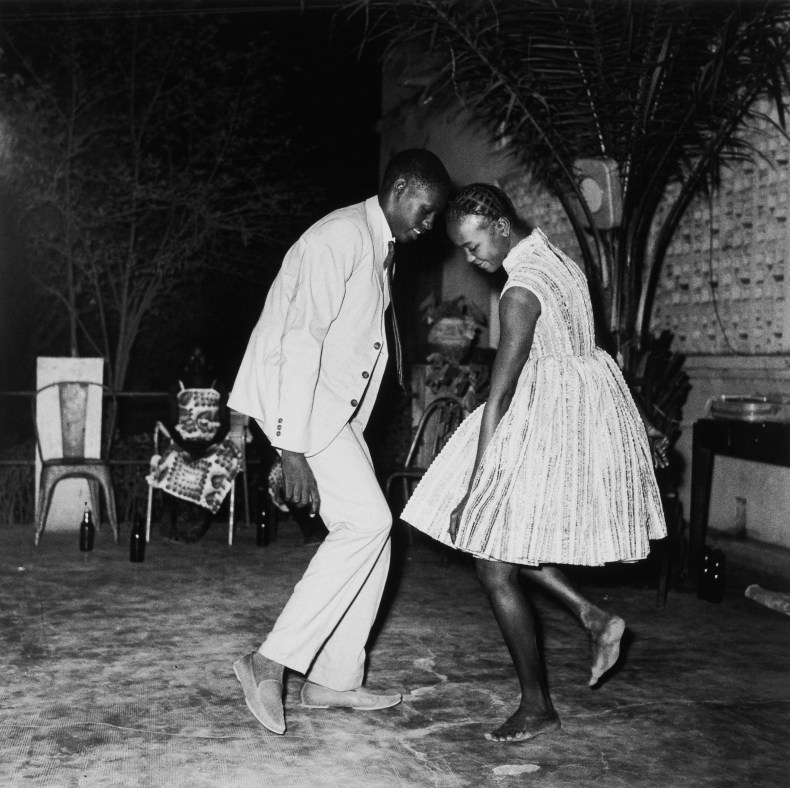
left=402, top=184, right=667, bottom=743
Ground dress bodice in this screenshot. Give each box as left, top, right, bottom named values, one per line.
left=502, top=228, right=596, bottom=357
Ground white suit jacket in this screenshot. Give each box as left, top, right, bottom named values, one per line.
left=228, top=196, right=393, bottom=457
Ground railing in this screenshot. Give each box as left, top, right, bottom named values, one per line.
left=0, top=391, right=169, bottom=466
left=0, top=391, right=265, bottom=526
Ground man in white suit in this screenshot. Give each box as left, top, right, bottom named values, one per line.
left=229, top=149, right=451, bottom=734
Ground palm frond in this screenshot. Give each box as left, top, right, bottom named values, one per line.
left=363, top=0, right=790, bottom=359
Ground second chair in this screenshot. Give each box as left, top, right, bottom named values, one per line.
left=385, top=395, right=465, bottom=543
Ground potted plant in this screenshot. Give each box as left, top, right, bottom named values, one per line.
left=419, top=294, right=487, bottom=363
left=423, top=352, right=491, bottom=414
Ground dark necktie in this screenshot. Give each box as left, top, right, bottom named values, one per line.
left=384, top=241, right=405, bottom=390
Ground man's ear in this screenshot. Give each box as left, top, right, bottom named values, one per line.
left=392, top=177, right=408, bottom=198
left=496, top=217, right=511, bottom=237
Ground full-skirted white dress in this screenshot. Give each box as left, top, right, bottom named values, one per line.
left=401, top=229, right=666, bottom=566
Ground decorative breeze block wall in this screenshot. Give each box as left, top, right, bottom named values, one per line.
left=500, top=101, right=790, bottom=356
left=651, top=102, right=790, bottom=355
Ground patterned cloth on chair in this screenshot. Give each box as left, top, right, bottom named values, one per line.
left=146, top=384, right=241, bottom=514
left=174, top=385, right=222, bottom=443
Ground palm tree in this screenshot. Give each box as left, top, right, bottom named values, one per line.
left=361, top=0, right=790, bottom=376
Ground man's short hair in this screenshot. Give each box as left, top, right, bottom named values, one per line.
left=381, top=149, right=451, bottom=195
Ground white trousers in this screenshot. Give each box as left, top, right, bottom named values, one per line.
left=258, top=419, right=392, bottom=691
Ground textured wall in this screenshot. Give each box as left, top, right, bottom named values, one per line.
left=500, top=101, right=790, bottom=359
left=500, top=171, right=582, bottom=265
left=651, top=101, right=790, bottom=356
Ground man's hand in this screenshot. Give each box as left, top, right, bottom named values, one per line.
left=281, top=450, right=321, bottom=516
left=449, top=492, right=471, bottom=544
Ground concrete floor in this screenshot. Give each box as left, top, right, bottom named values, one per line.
left=1, top=519, right=788, bottom=788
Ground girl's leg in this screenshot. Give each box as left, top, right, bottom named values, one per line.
left=476, top=558, right=561, bottom=742
left=520, top=565, right=625, bottom=686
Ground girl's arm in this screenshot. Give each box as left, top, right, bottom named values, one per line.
left=449, top=286, right=541, bottom=542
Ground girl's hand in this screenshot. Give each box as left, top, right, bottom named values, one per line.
left=646, top=426, right=670, bottom=470
left=449, top=492, right=470, bottom=544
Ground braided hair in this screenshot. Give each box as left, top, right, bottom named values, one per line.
left=447, top=183, right=517, bottom=226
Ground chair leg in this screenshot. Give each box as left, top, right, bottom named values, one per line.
left=228, top=483, right=235, bottom=546
left=242, top=471, right=251, bottom=529
left=105, top=484, right=120, bottom=543
left=35, top=481, right=46, bottom=547
left=146, top=484, right=154, bottom=543
left=87, top=479, right=101, bottom=530
left=656, top=492, right=681, bottom=608
left=401, top=477, right=414, bottom=546
left=34, top=471, right=57, bottom=547
left=96, top=468, right=120, bottom=543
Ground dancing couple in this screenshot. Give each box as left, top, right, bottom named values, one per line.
left=229, top=149, right=666, bottom=742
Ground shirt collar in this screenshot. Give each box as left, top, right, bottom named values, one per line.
left=370, top=195, right=394, bottom=247
left=366, top=196, right=395, bottom=280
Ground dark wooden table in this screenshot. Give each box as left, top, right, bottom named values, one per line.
left=689, top=418, right=790, bottom=586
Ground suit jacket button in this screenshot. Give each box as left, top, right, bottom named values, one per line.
left=350, top=399, right=358, bottom=407
left=374, top=342, right=381, bottom=350
left=362, top=371, right=369, bottom=379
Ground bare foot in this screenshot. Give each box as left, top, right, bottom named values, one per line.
left=484, top=707, right=561, bottom=743
left=585, top=612, right=625, bottom=686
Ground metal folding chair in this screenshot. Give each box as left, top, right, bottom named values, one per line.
left=33, top=381, right=119, bottom=546
left=385, top=395, right=465, bottom=543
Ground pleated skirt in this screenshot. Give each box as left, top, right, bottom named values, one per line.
left=401, top=349, right=666, bottom=566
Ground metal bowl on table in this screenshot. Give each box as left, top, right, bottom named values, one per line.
left=710, top=394, right=789, bottom=422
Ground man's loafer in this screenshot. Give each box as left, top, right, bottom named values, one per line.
left=233, top=652, right=285, bottom=734
left=300, top=681, right=402, bottom=711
